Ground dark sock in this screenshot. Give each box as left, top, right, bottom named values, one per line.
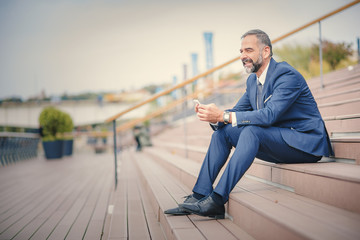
left=210, top=192, right=224, bottom=206
left=192, top=192, right=205, bottom=200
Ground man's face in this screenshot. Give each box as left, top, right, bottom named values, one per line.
left=240, top=35, right=264, bottom=74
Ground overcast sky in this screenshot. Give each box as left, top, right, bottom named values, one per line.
left=0, top=0, right=359, bottom=100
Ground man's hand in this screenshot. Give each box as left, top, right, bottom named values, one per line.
left=196, top=103, right=223, bottom=124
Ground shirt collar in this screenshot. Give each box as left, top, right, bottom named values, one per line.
left=257, top=60, right=270, bottom=85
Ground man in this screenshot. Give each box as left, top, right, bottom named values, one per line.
left=164, top=29, right=333, bottom=219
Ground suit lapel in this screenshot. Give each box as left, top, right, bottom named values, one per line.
left=249, top=74, right=258, bottom=109
left=262, top=58, right=277, bottom=104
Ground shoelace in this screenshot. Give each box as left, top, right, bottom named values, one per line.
left=198, top=196, right=211, bottom=205
left=183, top=194, right=193, bottom=201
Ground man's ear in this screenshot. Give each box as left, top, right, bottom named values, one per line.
left=263, top=46, right=271, bottom=59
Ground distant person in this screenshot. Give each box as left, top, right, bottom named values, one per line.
left=164, top=29, right=333, bottom=219
left=133, top=125, right=143, bottom=152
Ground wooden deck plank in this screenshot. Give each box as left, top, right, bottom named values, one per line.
left=65, top=166, right=109, bottom=240
left=236, top=177, right=360, bottom=238
left=189, top=215, right=238, bottom=240
left=134, top=152, right=197, bottom=239
left=29, top=172, right=95, bottom=239
left=136, top=178, right=166, bottom=240
left=230, top=187, right=356, bottom=240
left=134, top=150, right=255, bottom=240
left=219, top=219, right=255, bottom=240
left=105, top=150, right=166, bottom=240
left=144, top=142, right=360, bottom=240
left=0, top=163, right=68, bottom=218
left=0, top=153, right=115, bottom=240
left=11, top=174, right=81, bottom=240
left=127, top=160, right=151, bottom=240
left=107, top=170, right=128, bottom=239
left=84, top=173, right=113, bottom=240
left=0, top=172, right=75, bottom=239
left=47, top=169, right=105, bottom=240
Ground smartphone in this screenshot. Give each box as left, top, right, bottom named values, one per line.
left=193, top=99, right=201, bottom=105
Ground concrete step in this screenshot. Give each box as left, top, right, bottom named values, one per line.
left=130, top=149, right=255, bottom=240
left=143, top=147, right=360, bottom=240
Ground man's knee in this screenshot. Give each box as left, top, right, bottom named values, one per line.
left=211, top=125, right=233, bottom=148
left=241, top=125, right=262, bottom=138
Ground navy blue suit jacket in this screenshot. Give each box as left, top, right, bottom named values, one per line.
left=216, top=58, right=333, bottom=157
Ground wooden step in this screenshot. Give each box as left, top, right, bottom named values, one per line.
left=318, top=98, right=360, bottom=117
left=154, top=130, right=360, bottom=165
left=315, top=87, right=360, bottom=104
left=331, top=137, right=360, bottom=164
left=143, top=147, right=360, bottom=240
left=324, top=114, right=360, bottom=134
left=131, top=149, right=255, bottom=240
left=308, top=68, right=360, bottom=93
left=145, top=145, right=360, bottom=213
left=104, top=151, right=166, bottom=240
left=307, top=65, right=360, bottom=89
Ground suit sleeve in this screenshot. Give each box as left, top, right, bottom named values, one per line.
left=234, top=69, right=302, bottom=127
left=209, top=83, right=253, bottom=131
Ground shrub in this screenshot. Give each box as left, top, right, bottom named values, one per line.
left=39, top=107, right=74, bottom=141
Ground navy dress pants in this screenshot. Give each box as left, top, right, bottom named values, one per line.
left=192, top=124, right=321, bottom=203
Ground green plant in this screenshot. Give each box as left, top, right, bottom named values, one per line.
left=39, top=107, right=74, bottom=141
left=312, top=40, right=353, bottom=70
left=274, top=40, right=355, bottom=78
left=58, top=112, right=74, bottom=140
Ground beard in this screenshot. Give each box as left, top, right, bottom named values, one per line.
left=243, top=54, right=263, bottom=73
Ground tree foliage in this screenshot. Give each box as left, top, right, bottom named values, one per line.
left=311, top=40, right=353, bottom=70
left=274, top=39, right=354, bottom=78
left=39, top=107, right=74, bottom=141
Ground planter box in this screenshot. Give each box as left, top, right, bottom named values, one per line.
left=42, top=140, right=63, bottom=159
left=63, top=139, right=74, bottom=156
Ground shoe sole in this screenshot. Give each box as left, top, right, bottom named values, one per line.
left=164, top=211, right=192, bottom=215
left=181, top=208, right=225, bottom=219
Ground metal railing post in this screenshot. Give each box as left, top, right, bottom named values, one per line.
left=112, top=120, right=118, bottom=189
left=319, top=21, right=324, bottom=89
left=183, top=64, right=189, bottom=159
left=357, top=37, right=360, bottom=64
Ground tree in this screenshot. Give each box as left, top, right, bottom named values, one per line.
left=312, top=40, right=353, bottom=70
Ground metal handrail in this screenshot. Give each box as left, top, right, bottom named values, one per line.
left=106, top=0, right=360, bottom=125
left=105, top=0, right=360, bottom=188
left=105, top=56, right=240, bottom=123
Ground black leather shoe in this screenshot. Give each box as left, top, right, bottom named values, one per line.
left=164, top=194, right=199, bottom=215
left=179, top=195, right=225, bottom=219
left=164, top=207, right=190, bottom=215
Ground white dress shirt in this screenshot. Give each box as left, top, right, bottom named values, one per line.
left=231, top=61, right=270, bottom=127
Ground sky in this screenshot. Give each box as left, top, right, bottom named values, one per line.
left=0, top=0, right=359, bottom=100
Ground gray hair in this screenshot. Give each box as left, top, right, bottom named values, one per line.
left=241, top=29, right=273, bottom=57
